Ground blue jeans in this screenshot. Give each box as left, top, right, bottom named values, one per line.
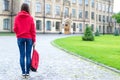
left=17, top=38, right=33, bottom=74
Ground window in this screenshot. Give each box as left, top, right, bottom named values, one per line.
left=107, top=16, right=109, bottom=22
left=3, top=19, right=10, bottom=30
left=72, top=9, right=76, bottom=18
left=64, top=7, right=69, bottom=17
left=106, top=5, right=108, bottom=12
left=78, top=0, right=82, bottom=5
left=86, top=24, right=88, bottom=27
left=3, top=0, right=9, bottom=11
left=85, top=11, right=88, bottom=19
left=103, top=15, right=105, bottom=22
left=36, top=2, right=41, bottom=13
left=85, top=0, right=88, bottom=6
left=91, top=12, right=94, bottom=20
left=55, top=6, right=60, bottom=15
left=110, top=17, right=112, bottom=22
left=79, top=10, right=82, bottom=18
left=36, top=20, right=41, bottom=30
left=24, top=0, right=30, bottom=5
left=46, top=4, right=51, bottom=14
left=56, top=22, right=60, bottom=31
left=91, top=0, right=94, bottom=8
left=96, top=2, right=98, bottom=10
left=99, top=25, right=101, bottom=32
left=96, top=14, right=97, bottom=21
left=46, top=21, right=51, bottom=31
left=79, top=23, right=82, bottom=31
left=99, top=15, right=101, bottom=22
left=56, top=0, right=60, bottom=2
left=110, top=0, right=112, bottom=2
left=73, top=23, right=76, bottom=31
left=98, top=3, right=102, bottom=11
left=102, top=4, right=105, bottom=12
left=101, top=3, right=102, bottom=11
left=85, top=24, right=89, bottom=29
left=72, top=0, right=76, bottom=4
left=91, top=24, right=94, bottom=31
left=109, top=6, right=113, bottom=13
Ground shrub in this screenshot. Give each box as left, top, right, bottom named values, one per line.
left=114, top=28, right=119, bottom=36
left=82, top=26, right=94, bottom=41
left=95, top=29, right=100, bottom=36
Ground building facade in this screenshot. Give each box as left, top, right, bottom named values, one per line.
left=0, top=0, right=115, bottom=34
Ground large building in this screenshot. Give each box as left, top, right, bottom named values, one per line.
left=0, top=0, right=115, bottom=34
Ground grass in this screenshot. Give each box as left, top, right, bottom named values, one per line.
left=0, top=32, right=15, bottom=36
left=54, top=35, right=120, bottom=70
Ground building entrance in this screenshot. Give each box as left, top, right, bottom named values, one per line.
left=64, top=24, right=70, bottom=34
left=63, top=18, right=72, bottom=34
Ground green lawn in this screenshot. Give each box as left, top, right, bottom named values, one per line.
left=0, top=32, right=15, bottom=36
left=54, top=35, right=120, bottom=70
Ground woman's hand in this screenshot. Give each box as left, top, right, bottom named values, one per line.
left=33, top=42, right=36, bottom=46
left=33, top=42, right=36, bottom=49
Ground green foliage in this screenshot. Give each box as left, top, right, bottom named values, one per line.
left=54, top=35, right=120, bottom=70
left=112, top=12, right=120, bottom=23
left=95, top=29, right=100, bottom=36
left=114, top=28, right=119, bottom=36
left=82, top=26, right=94, bottom=41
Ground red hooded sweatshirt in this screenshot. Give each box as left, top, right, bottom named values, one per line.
left=13, top=11, right=36, bottom=42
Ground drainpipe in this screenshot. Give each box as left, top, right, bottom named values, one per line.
left=108, top=0, right=110, bottom=34
left=60, top=0, right=65, bottom=34
left=83, top=0, right=86, bottom=33
left=10, top=0, right=13, bottom=33
left=43, top=0, right=45, bottom=34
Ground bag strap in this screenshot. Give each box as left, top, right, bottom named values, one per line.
left=33, top=45, right=35, bottom=50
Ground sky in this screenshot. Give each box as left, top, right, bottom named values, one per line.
left=114, top=0, right=120, bottom=13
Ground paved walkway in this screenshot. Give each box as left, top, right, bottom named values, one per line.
left=0, top=34, right=120, bottom=80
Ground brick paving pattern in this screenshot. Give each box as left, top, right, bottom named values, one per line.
left=0, top=34, right=120, bottom=80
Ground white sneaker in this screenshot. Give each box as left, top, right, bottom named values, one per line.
left=25, top=74, right=30, bottom=79
left=21, top=74, right=26, bottom=79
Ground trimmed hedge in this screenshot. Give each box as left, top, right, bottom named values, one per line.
left=95, top=29, right=100, bottom=36
left=82, top=26, right=94, bottom=41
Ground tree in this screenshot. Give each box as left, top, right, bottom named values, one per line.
left=82, top=26, right=94, bottom=41
left=114, top=28, right=119, bottom=36
left=112, top=12, right=120, bottom=26
left=112, top=12, right=120, bottom=35
left=95, top=28, right=100, bottom=36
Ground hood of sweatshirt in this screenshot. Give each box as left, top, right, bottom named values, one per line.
left=17, top=11, right=30, bottom=18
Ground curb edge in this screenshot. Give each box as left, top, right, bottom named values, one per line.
left=51, top=41, right=120, bottom=75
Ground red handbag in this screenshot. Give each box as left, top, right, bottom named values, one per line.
left=31, top=46, right=39, bottom=72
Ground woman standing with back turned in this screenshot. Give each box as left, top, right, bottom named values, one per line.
left=13, top=3, right=36, bottom=78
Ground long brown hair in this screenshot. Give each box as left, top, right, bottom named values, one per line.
left=21, top=3, right=30, bottom=13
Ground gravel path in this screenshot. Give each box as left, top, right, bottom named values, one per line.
left=0, top=34, right=120, bottom=80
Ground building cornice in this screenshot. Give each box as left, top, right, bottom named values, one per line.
left=0, top=14, right=16, bottom=16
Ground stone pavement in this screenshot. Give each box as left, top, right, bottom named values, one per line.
left=0, top=34, right=120, bottom=80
